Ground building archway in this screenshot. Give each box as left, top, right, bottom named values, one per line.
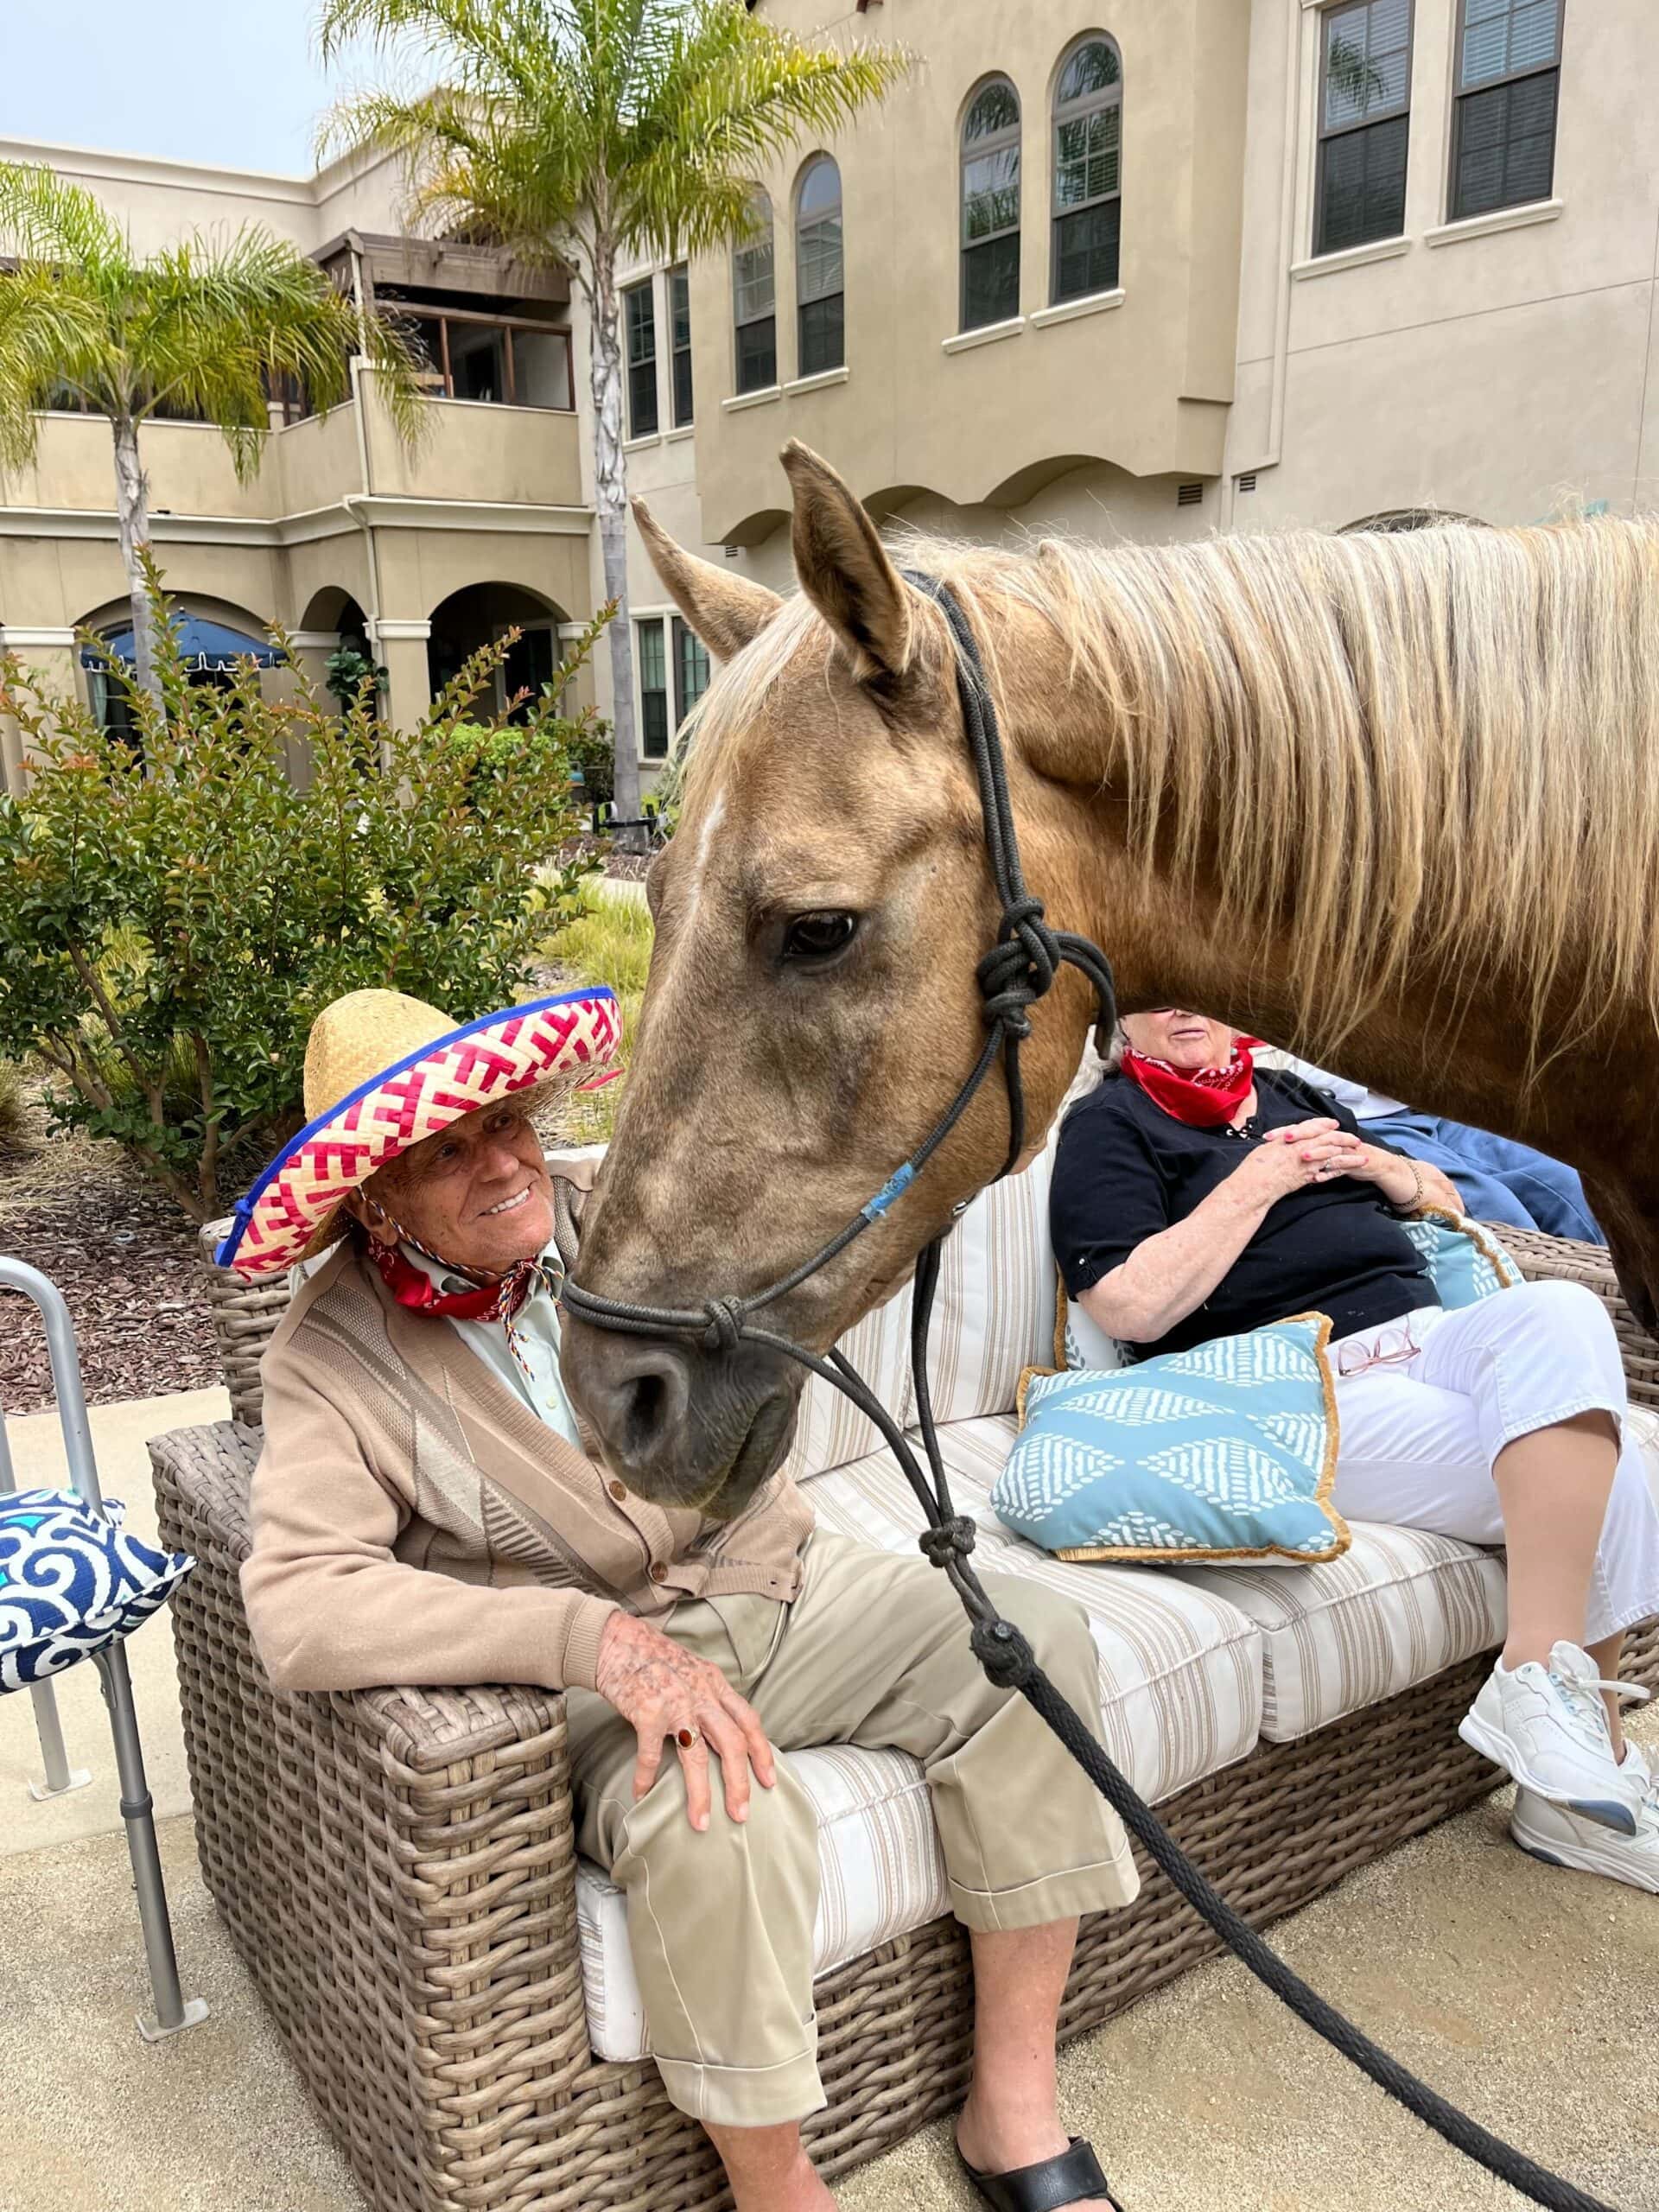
left=297, top=585, right=372, bottom=649
left=427, top=581, right=571, bottom=721
left=75, top=589, right=284, bottom=750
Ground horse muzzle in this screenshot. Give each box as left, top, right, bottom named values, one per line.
left=559, top=1316, right=802, bottom=1517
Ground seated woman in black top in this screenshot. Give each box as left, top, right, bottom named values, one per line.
left=1050, top=1009, right=1659, bottom=1894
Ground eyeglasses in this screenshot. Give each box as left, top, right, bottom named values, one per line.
left=1335, top=1318, right=1425, bottom=1378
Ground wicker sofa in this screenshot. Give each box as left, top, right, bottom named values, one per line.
left=149, top=1124, right=1659, bottom=2212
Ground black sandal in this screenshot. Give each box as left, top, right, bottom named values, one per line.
left=957, top=2134, right=1124, bottom=2210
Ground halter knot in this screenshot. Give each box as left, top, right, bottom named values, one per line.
left=918, top=1516, right=977, bottom=1567
left=701, top=1296, right=746, bottom=1353
left=969, top=1617, right=1039, bottom=1691
left=976, top=894, right=1062, bottom=1042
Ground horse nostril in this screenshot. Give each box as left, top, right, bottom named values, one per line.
left=622, top=1369, right=665, bottom=1459
left=602, top=1347, right=691, bottom=1468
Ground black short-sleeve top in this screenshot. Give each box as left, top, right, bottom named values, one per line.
left=1048, top=1068, right=1436, bottom=1361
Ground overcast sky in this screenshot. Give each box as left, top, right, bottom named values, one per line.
left=0, top=0, right=369, bottom=176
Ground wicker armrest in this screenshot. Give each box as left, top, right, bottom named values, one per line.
left=150, top=1417, right=592, bottom=2203
left=1488, top=1221, right=1659, bottom=1409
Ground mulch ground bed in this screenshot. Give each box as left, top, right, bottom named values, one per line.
left=0, top=1177, right=221, bottom=1418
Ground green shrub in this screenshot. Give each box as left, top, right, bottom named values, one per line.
left=565, top=716, right=615, bottom=809
left=323, top=643, right=387, bottom=713
left=540, top=885, right=654, bottom=1144
left=0, top=574, right=608, bottom=1221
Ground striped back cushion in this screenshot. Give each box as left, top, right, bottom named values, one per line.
left=918, top=1126, right=1063, bottom=1424
left=779, top=1281, right=916, bottom=1483
left=917, top=1052, right=1107, bottom=1424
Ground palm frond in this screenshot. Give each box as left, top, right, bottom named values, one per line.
left=0, top=164, right=427, bottom=485
left=319, top=0, right=578, bottom=82
left=0, top=162, right=131, bottom=289
left=322, top=73, right=597, bottom=270
left=315, top=0, right=905, bottom=282
left=122, top=230, right=349, bottom=475
left=619, top=16, right=910, bottom=259
left=0, top=264, right=117, bottom=468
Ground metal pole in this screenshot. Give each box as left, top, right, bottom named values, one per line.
left=92, top=1644, right=207, bottom=2041
left=0, top=1344, right=92, bottom=1799
left=0, top=1258, right=106, bottom=1513
left=24, top=1680, right=90, bottom=1800
left=0, top=1255, right=207, bottom=2037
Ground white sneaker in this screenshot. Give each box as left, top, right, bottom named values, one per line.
left=1459, top=1641, right=1650, bottom=1834
left=1511, top=1745, right=1659, bottom=1892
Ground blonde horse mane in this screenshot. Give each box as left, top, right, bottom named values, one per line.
left=683, top=514, right=1659, bottom=1061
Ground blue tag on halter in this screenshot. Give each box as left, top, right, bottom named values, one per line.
left=860, top=1162, right=916, bottom=1222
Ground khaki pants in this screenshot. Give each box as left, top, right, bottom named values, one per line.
left=565, top=1529, right=1139, bottom=2128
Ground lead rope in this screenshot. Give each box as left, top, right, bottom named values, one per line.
left=561, top=578, right=1621, bottom=2212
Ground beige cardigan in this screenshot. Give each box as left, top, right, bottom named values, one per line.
left=241, top=1240, right=815, bottom=1697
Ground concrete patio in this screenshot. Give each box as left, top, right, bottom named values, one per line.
left=3, top=1390, right=1655, bottom=2212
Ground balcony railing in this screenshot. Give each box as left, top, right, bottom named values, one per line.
left=395, top=307, right=575, bottom=412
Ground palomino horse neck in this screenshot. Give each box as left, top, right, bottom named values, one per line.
left=562, top=447, right=1659, bottom=1516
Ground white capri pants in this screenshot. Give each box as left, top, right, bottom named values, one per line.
left=1331, top=1279, right=1659, bottom=1647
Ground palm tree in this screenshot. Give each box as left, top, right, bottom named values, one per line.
left=317, top=0, right=906, bottom=836
left=0, top=162, right=423, bottom=709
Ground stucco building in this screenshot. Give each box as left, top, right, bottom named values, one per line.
left=2, top=0, right=1645, bottom=792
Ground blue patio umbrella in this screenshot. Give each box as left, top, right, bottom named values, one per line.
left=81, top=617, right=286, bottom=673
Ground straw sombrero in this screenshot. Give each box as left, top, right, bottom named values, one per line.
left=216, top=985, right=620, bottom=1280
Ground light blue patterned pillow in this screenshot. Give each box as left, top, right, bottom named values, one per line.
left=0, top=1489, right=194, bottom=1692
left=997, top=1315, right=1347, bottom=1565
left=1401, top=1209, right=1520, bottom=1307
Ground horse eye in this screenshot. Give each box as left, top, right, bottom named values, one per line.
left=783, top=912, right=858, bottom=962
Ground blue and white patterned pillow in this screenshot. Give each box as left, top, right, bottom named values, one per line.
left=1400, top=1209, right=1520, bottom=1306
left=0, top=1489, right=194, bottom=1692
left=997, top=1315, right=1347, bottom=1565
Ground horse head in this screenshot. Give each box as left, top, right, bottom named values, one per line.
left=559, top=443, right=1101, bottom=1516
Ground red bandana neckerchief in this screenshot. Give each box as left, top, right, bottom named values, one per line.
left=1121, top=1039, right=1259, bottom=1128
left=369, top=1233, right=562, bottom=1393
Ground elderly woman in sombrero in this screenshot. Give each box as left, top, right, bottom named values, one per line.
left=223, top=986, right=1140, bottom=2212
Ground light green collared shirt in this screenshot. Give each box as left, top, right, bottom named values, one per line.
left=399, top=1242, right=585, bottom=1453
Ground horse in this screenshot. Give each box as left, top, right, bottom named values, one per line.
left=559, top=441, right=1659, bottom=1517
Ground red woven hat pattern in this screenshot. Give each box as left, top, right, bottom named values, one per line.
left=222, top=991, right=619, bottom=1279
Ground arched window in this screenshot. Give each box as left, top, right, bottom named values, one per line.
left=1051, top=36, right=1122, bottom=305
left=795, top=156, right=844, bottom=376
left=960, top=77, right=1021, bottom=332
left=732, top=189, right=777, bottom=396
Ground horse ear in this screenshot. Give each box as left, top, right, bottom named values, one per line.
left=781, top=441, right=912, bottom=682
left=632, top=499, right=782, bottom=660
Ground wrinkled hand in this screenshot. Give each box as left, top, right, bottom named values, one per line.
left=594, top=1610, right=777, bottom=1830
left=1320, top=1135, right=1441, bottom=1208
left=1230, top=1117, right=1366, bottom=1205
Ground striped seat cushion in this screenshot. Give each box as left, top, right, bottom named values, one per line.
left=576, top=1744, right=948, bottom=2063
left=811, top=1418, right=1267, bottom=1807
left=1167, top=1525, right=1508, bottom=1743
left=575, top=1411, right=1265, bottom=2065
left=1168, top=1402, right=1659, bottom=1743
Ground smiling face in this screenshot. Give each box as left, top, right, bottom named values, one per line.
left=350, top=1102, right=556, bottom=1277
left=1121, top=1009, right=1236, bottom=1072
